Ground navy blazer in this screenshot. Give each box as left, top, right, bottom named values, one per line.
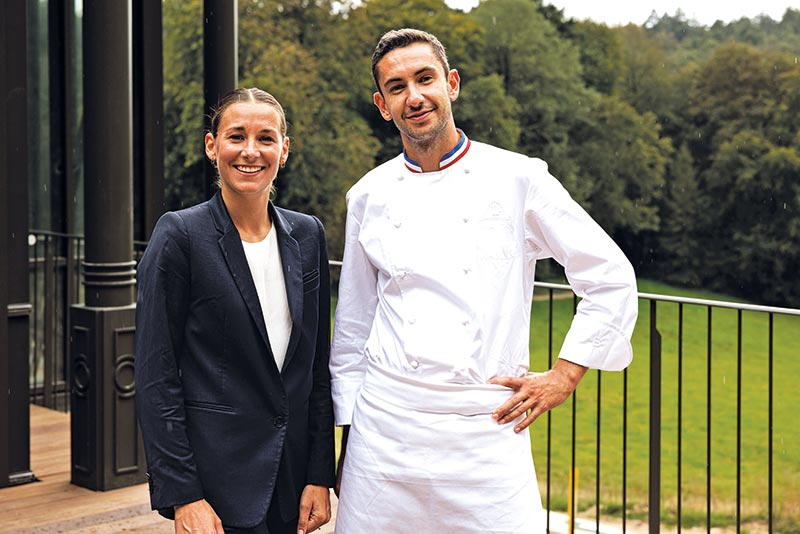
left=135, top=191, right=335, bottom=528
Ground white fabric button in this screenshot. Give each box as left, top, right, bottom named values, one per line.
left=410, top=360, right=420, bottom=369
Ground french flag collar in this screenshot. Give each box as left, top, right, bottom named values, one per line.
left=403, top=130, right=471, bottom=174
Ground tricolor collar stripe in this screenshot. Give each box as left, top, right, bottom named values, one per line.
left=404, top=158, right=423, bottom=173
left=403, top=130, right=470, bottom=173
left=440, top=138, right=470, bottom=170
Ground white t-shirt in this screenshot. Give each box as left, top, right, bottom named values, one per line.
left=241, top=227, right=292, bottom=370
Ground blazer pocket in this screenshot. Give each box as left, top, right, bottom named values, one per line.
left=184, top=399, right=235, bottom=414
left=302, top=268, right=320, bottom=293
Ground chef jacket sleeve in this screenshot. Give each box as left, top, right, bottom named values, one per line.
left=330, top=189, right=379, bottom=426
left=523, top=158, right=638, bottom=371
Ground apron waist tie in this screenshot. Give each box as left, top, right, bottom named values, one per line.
left=362, top=361, right=515, bottom=416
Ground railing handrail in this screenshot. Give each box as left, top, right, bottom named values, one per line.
left=29, top=237, right=800, bottom=318
left=532, top=280, right=800, bottom=317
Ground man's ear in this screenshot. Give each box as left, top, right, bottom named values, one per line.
left=448, top=69, right=461, bottom=102
left=374, top=92, right=393, bottom=122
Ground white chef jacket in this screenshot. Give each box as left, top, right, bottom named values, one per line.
left=330, top=136, right=638, bottom=427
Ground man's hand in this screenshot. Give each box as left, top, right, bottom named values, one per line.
left=489, top=359, right=588, bottom=433
left=174, top=499, right=224, bottom=534
left=297, top=484, right=332, bottom=534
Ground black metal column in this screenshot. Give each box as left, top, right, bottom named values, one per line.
left=70, top=0, right=144, bottom=491
left=133, top=0, right=165, bottom=241
left=0, top=0, right=35, bottom=489
left=649, top=301, right=662, bottom=533
left=203, top=0, right=238, bottom=199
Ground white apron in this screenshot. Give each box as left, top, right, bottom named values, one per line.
left=335, top=362, right=545, bottom=534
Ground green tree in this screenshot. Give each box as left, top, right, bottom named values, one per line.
left=688, top=43, right=778, bottom=169
left=456, top=74, right=521, bottom=151
left=568, top=94, right=671, bottom=237
left=569, top=20, right=624, bottom=95
left=656, top=143, right=702, bottom=286
left=699, top=131, right=800, bottom=305
left=470, top=0, right=590, bottom=186
left=616, top=23, right=686, bottom=135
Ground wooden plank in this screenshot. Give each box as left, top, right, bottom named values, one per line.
left=0, top=405, right=339, bottom=534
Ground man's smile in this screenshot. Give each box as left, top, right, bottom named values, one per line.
left=404, top=108, right=434, bottom=122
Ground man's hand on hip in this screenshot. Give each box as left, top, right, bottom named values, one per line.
left=489, top=358, right=588, bottom=433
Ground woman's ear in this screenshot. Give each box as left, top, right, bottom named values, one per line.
left=280, top=136, right=290, bottom=167
left=204, top=132, right=216, bottom=161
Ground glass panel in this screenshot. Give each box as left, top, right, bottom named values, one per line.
left=27, top=0, right=51, bottom=232
left=70, top=0, right=84, bottom=236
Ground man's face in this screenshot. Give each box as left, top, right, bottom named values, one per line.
left=373, top=42, right=460, bottom=149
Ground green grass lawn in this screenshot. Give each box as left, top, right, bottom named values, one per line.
left=528, top=279, right=800, bottom=531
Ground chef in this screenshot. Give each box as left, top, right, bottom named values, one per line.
left=330, top=28, right=639, bottom=533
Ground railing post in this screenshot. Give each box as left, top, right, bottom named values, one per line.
left=649, top=300, right=662, bottom=533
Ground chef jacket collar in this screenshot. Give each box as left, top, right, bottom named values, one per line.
left=403, top=129, right=471, bottom=173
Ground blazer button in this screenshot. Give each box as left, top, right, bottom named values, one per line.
left=273, top=416, right=286, bottom=428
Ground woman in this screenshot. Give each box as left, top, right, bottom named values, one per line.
left=135, top=88, right=335, bottom=534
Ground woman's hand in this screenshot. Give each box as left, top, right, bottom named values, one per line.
left=174, top=499, right=224, bottom=534
left=296, top=484, right=332, bottom=534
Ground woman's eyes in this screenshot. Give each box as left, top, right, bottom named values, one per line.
left=227, top=134, right=274, bottom=143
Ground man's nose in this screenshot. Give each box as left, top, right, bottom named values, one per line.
left=407, top=84, right=424, bottom=106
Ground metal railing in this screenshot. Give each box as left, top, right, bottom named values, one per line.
left=532, top=281, right=800, bottom=534
left=27, top=230, right=147, bottom=410
left=26, top=235, right=800, bottom=533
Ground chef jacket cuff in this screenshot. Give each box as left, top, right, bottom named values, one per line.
left=331, top=378, right=363, bottom=426
left=557, top=313, right=633, bottom=371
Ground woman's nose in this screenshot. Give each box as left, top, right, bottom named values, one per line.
left=241, top=139, right=258, bottom=157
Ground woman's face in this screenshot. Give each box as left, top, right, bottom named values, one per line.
left=204, top=101, right=289, bottom=199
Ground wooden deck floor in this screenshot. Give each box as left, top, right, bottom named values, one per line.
left=0, top=405, right=337, bottom=534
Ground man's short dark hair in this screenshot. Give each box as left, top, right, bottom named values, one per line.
left=371, top=28, right=450, bottom=92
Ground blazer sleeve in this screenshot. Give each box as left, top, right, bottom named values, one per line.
left=304, top=216, right=336, bottom=487
left=135, top=212, right=205, bottom=512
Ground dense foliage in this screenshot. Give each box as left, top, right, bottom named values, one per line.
left=163, top=0, right=800, bottom=307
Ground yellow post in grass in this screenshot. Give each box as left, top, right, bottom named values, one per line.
left=568, top=468, right=579, bottom=533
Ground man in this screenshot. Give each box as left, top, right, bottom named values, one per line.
left=330, top=28, right=638, bottom=533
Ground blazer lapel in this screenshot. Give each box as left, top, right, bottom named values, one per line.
left=271, top=205, right=303, bottom=371
left=210, top=192, right=276, bottom=364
